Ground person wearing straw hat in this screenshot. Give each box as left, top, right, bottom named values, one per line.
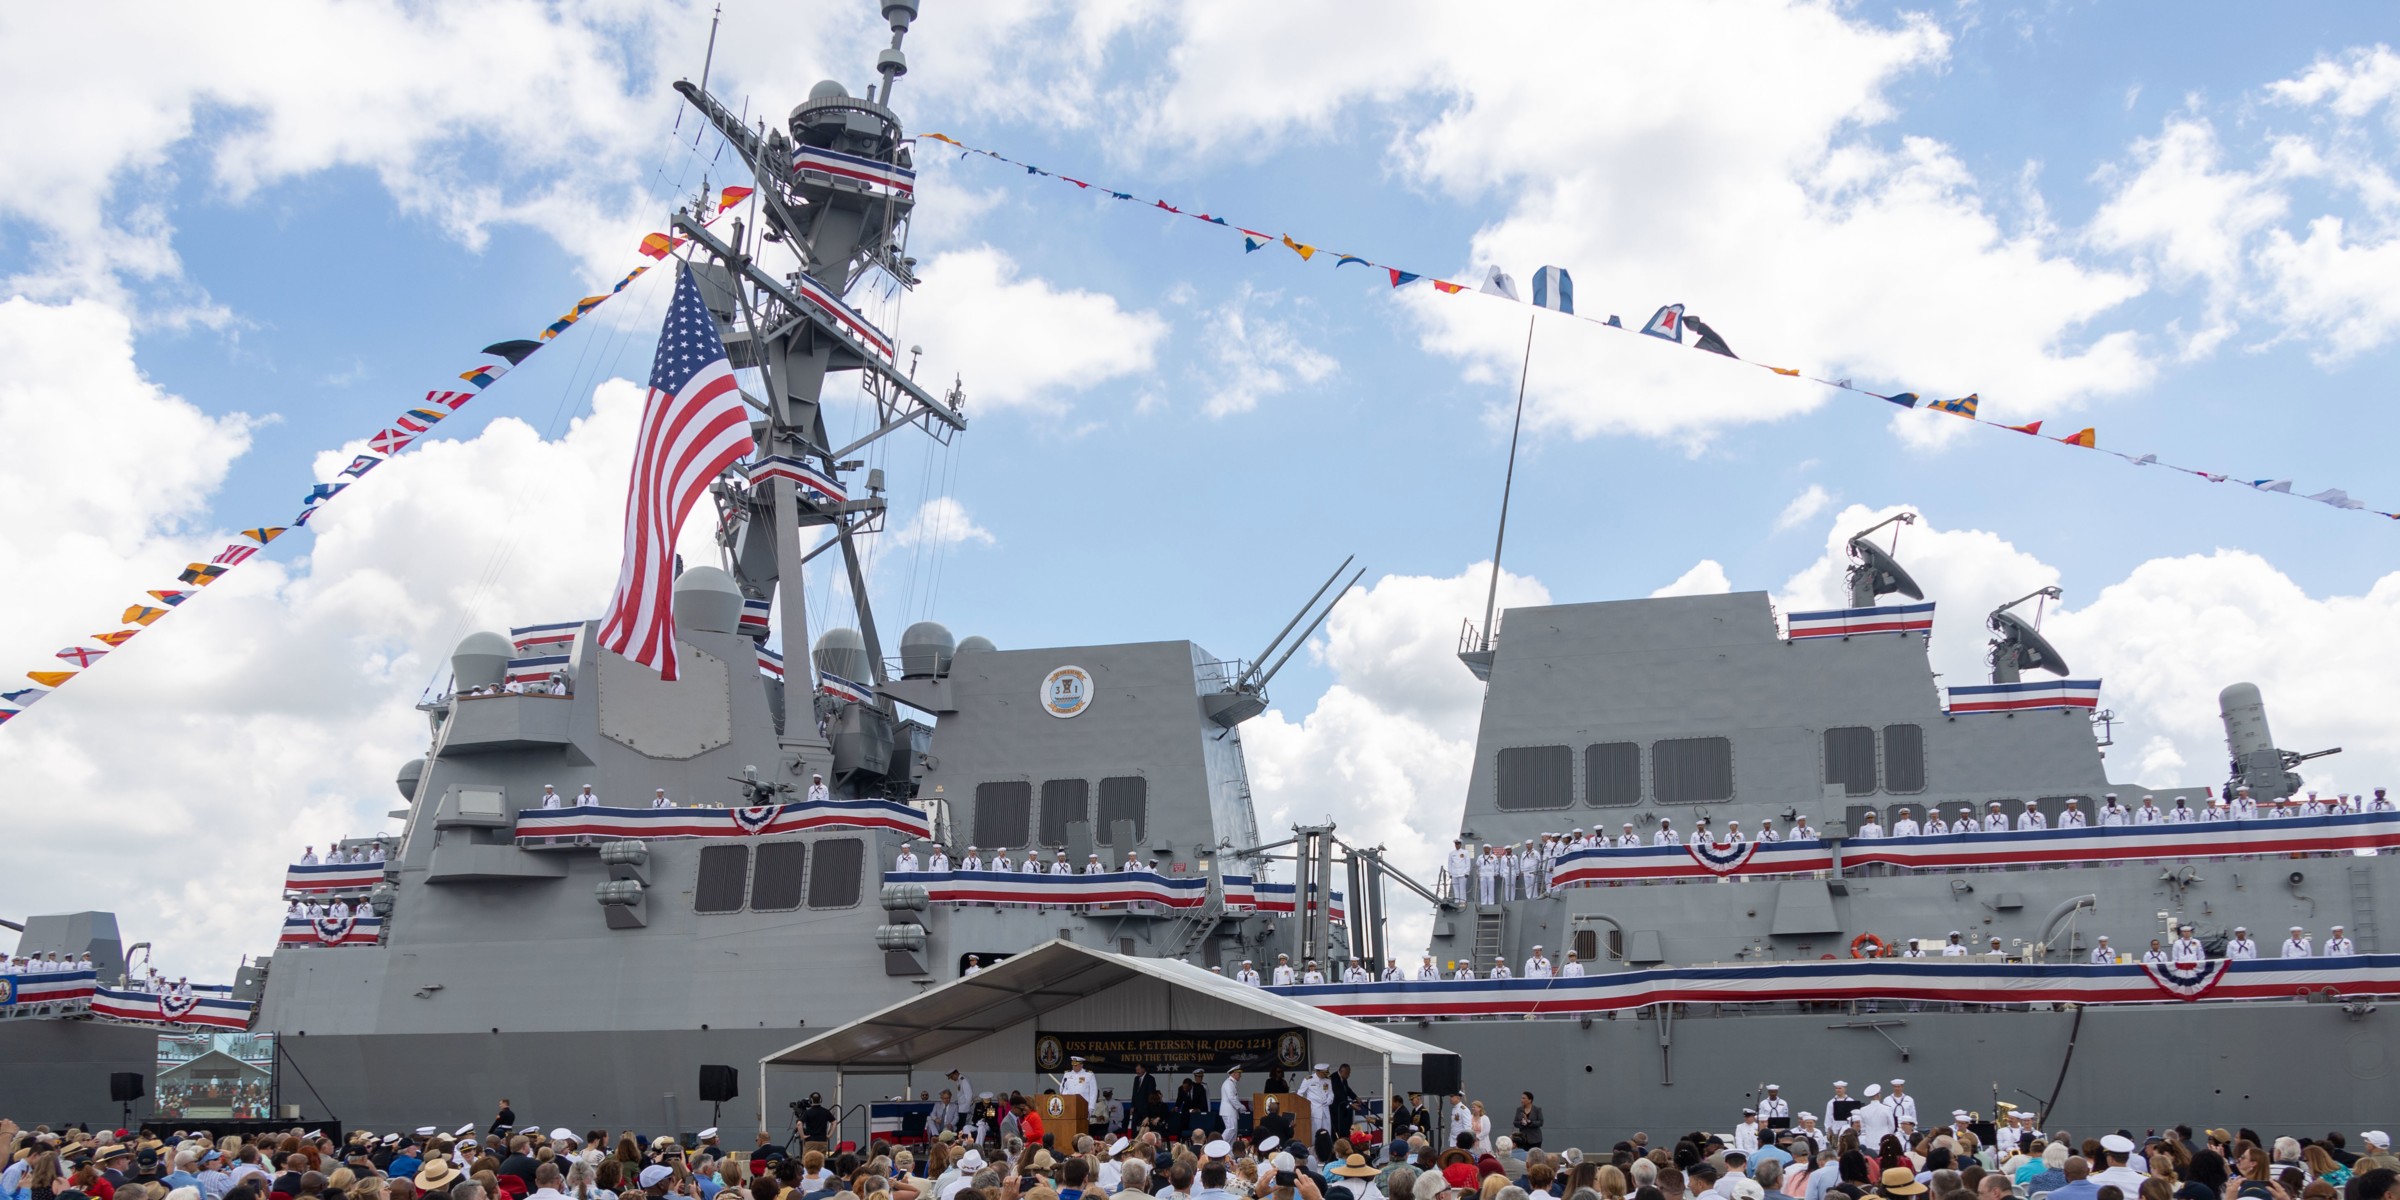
left=1877, top=1166, right=1927, bottom=1199
left=416, top=1158, right=463, bottom=1197
left=1329, top=1153, right=1384, bottom=1200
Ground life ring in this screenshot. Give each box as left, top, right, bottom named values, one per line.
left=1850, top=932, right=1888, bottom=959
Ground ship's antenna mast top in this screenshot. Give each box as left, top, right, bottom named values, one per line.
left=870, top=2, right=917, bottom=106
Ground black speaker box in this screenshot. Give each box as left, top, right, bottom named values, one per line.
left=111, top=1073, right=146, bottom=1102
left=698, top=1064, right=739, bottom=1103
left=1420, top=1053, right=1462, bottom=1097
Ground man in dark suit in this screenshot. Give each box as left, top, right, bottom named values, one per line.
left=1330, top=1066, right=1358, bottom=1142
left=1175, top=1072, right=1209, bottom=1136
left=489, top=1098, right=516, bottom=1137
left=1129, top=1065, right=1163, bottom=1130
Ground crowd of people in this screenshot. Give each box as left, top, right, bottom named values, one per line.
left=1437, top=785, right=2395, bottom=904
left=1, top=954, right=99, bottom=978
left=4, top=1093, right=2396, bottom=1200
left=893, top=845, right=1159, bottom=877
left=296, top=846, right=385, bottom=868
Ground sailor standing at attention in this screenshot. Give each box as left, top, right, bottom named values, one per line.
left=576, top=784, right=600, bottom=806
left=2059, top=798, right=2088, bottom=827
left=1887, top=1080, right=1917, bottom=1128
left=1417, top=955, right=1442, bottom=981
left=1560, top=951, right=1585, bottom=977
left=1733, top=1110, right=1761, bottom=1154
left=1477, top=847, right=1502, bottom=905
left=2101, top=793, right=2130, bottom=826
left=1756, top=1085, right=1789, bottom=1123
left=1855, top=812, right=1885, bottom=839
left=1523, top=945, right=1553, bottom=978
left=1891, top=808, right=1920, bottom=837
left=300, top=846, right=319, bottom=866
left=1446, top=840, right=1473, bottom=903
left=2017, top=799, right=2047, bottom=831
left=2089, top=935, right=2115, bottom=964
left=651, top=788, right=676, bottom=808
left=1499, top=844, right=1519, bottom=901
left=806, top=773, right=830, bottom=804
left=1237, top=959, right=1261, bottom=985
left=1823, top=1081, right=1855, bottom=1137
left=960, top=845, right=982, bottom=871
left=991, top=848, right=1014, bottom=872
left=1297, top=1065, right=1335, bottom=1148
left=927, top=843, right=950, bottom=872
left=2172, top=926, right=2206, bottom=965
left=1853, top=1084, right=1897, bottom=1149
left=2225, top=926, right=2258, bottom=959
left=2283, top=926, right=2313, bottom=957
left=1302, top=958, right=1328, bottom=985
left=1272, top=954, right=1296, bottom=986
left=1453, top=959, right=1478, bottom=981
left=1983, top=803, right=2011, bottom=833
left=2140, top=938, right=2169, bottom=965
left=1342, top=960, right=1371, bottom=984
left=1941, top=932, right=1969, bottom=956
left=1518, top=839, right=1542, bottom=897
left=2136, top=796, right=2165, bottom=824
left=1790, top=816, right=1815, bottom=840
left=2326, top=925, right=2357, bottom=955
left=2169, top=798, right=2196, bottom=823
left=894, top=843, right=921, bottom=873
left=2230, top=786, right=2258, bottom=819
left=1382, top=957, right=1406, bottom=982
left=1655, top=818, right=1682, bottom=846
left=539, top=785, right=562, bottom=808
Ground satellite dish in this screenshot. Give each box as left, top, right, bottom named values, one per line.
left=1847, top=537, right=1925, bottom=605
left=1988, top=610, right=2070, bottom=680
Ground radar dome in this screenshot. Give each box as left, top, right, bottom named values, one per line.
left=954, top=635, right=997, bottom=657
left=672, top=565, right=743, bottom=635
left=451, top=631, right=512, bottom=691
left=900, top=621, right=955, bottom=679
left=813, top=626, right=870, bottom=684
left=809, top=79, right=849, bottom=100
left=396, top=757, right=426, bottom=803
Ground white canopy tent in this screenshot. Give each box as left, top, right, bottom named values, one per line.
left=758, top=939, right=1451, bottom=1149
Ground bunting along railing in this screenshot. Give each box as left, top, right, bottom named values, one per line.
left=1273, top=952, right=2400, bottom=1018
left=920, top=132, right=2400, bottom=525
left=279, top=912, right=385, bottom=948
left=91, top=988, right=253, bottom=1030
left=0, top=969, right=98, bottom=1016
left=1250, top=881, right=1350, bottom=923
left=1547, top=810, right=2400, bottom=886
left=1944, top=678, right=2104, bottom=714
left=514, top=798, right=931, bottom=845
left=283, top=861, right=387, bottom=896
left=1784, top=602, right=1935, bottom=640
left=885, top=868, right=1210, bottom=910
left=1220, top=874, right=1260, bottom=912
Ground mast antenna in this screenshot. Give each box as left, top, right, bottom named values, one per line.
left=691, top=3, right=723, bottom=149
left=1461, top=314, right=1537, bottom=681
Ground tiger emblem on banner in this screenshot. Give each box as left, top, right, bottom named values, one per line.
left=159, top=992, right=200, bottom=1020
left=2140, top=958, right=2231, bottom=1000
left=1686, top=840, right=1759, bottom=875
left=313, top=913, right=356, bottom=945
left=731, top=806, right=782, bottom=836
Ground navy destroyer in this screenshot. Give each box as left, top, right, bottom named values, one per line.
left=8, top=0, right=2398, bottom=1148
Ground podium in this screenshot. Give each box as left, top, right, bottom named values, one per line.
left=1035, top=1093, right=1089, bottom=1142
left=1255, top=1092, right=1307, bottom=1140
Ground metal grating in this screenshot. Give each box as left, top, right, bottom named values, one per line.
left=807, top=837, right=864, bottom=909
left=1653, top=736, right=1734, bottom=804
left=1883, top=723, right=1926, bottom=793
left=750, top=840, right=808, bottom=911
left=972, top=781, right=1032, bottom=849
left=1584, top=741, right=1642, bottom=807
left=1038, top=778, right=1090, bottom=847
left=1096, top=776, right=1147, bottom=845
left=1494, top=745, right=1573, bottom=810
left=694, top=845, right=750, bottom=914
left=1824, top=726, right=1878, bottom=796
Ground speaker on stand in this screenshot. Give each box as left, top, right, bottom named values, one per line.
left=111, top=1073, right=146, bottom=1132
left=698, top=1065, right=738, bottom=1134
left=1419, top=1054, right=1462, bottom=1098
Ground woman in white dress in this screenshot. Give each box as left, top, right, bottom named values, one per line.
left=1470, top=1099, right=1493, bottom=1154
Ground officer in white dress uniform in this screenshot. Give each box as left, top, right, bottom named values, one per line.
left=1853, top=1085, right=1897, bottom=1149
left=2326, top=925, right=2357, bottom=956
left=2089, top=935, right=2115, bottom=964
left=1272, top=954, right=1296, bottom=986
left=1477, top=848, right=1503, bottom=905
left=1302, top=959, right=1328, bottom=985
left=2017, top=800, right=2047, bottom=831
left=1856, top=815, right=1884, bottom=839
left=1220, top=1067, right=1248, bottom=1137
left=1560, top=952, right=1585, bottom=977
left=1523, top=946, right=1553, bottom=978
left=2059, top=798, right=2088, bottom=827
left=1498, top=846, right=1518, bottom=901
left=1756, top=1085, right=1789, bottom=1122
left=1418, top=955, right=1442, bottom=981
left=1941, top=932, right=1969, bottom=956
left=806, top=774, right=830, bottom=804
left=2172, top=927, right=2206, bottom=965
left=1891, top=809, right=1920, bottom=838
left=2283, top=927, right=2313, bottom=958
left=1446, top=841, right=1473, bottom=902
left=2225, top=927, right=2258, bottom=959
left=1733, top=1111, right=1761, bottom=1153
left=1062, top=1056, right=1100, bottom=1111
left=1237, top=960, right=1262, bottom=985
left=1297, top=1065, right=1335, bottom=1145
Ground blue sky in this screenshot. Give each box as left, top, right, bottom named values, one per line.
left=5, top=1, right=2399, bottom=973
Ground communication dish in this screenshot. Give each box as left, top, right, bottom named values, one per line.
left=1846, top=537, right=1925, bottom=606
left=1988, top=610, right=2070, bottom=682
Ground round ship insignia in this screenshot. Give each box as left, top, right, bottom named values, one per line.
left=0, top=976, right=13, bottom=1005
left=1039, top=666, right=1094, bottom=719
left=1035, top=1034, right=1066, bottom=1072
left=1275, top=1031, right=1306, bottom=1069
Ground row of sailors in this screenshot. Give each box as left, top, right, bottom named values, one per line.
left=297, top=841, right=386, bottom=865
left=2086, top=923, right=2359, bottom=962
left=896, top=843, right=1155, bottom=874
left=2, top=951, right=98, bottom=975
left=530, top=775, right=839, bottom=809
left=285, top=898, right=364, bottom=921
left=1230, top=948, right=1593, bottom=983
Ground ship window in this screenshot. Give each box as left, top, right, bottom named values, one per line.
left=1572, top=928, right=1599, bottom=963
left=1095, top=776, right=1148, bottom=845
left=972, top=781, right=1032, bottom=849
left=1038, top=778, right=1090, bottom=846
left=694, top=845, right=750, bottom=914
left=807, top=837, right=864, bottom=909
left=749, top=840, right=808, bottom=911
left=1652, top=737, right=1734, bottom=804
left=1495, top=745, right=1573, bottom=810
left=1883, top=724, right=1926, bottom=793
left=1824, top=727, right=1878, bottom=796
left=1584, top=742, right=1643, bottom=807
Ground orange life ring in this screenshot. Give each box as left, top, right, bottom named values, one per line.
left=1850, top=932, right=1888, bottom=959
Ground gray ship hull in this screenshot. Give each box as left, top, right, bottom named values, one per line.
left=0, top=1019, right=172, bottom=1129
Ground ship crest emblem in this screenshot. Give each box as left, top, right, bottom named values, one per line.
left=0, top=976, right=13, bottom=1005
left=2140, top=958, right=2230, bottom=1000
left=159, top=992, right=200, bottom=1020
left=313, top=913, right=356, bottom=944
left=1040, top=666, right=1094, bottom=719
left=1686, top=840, right=1758, bottom=875
left=732, top=806, right=781, bottom=835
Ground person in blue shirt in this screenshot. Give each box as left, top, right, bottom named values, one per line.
left=388, top=1142, right=425, bottom=1182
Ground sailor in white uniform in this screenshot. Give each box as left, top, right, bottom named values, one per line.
left=1853, top=1084, right=1897, bottom=1149
left=2283, top=927, right=2313, bottom=957
left=2017, top=799, right=2047, bottom=831
left=1488, top=959, right=1513, bottom=979
left=1887, top=1080, right=1918, bottom=1128
left=1302, top=959, right=1327, bottom=985
left=1734, top=1110, right=1761, bottom=1153
left=1756, top=1085, right=1789, bottom=1123
left=1791, top=816, right=1816, bottom=841
left=1272, top=954, right=1296, bottom=986
left=2140, top=939, right=2170, bottom=966
left=2136, top=796, right=2164, bottom=825
left=2089, top=935, right=2115, bottom=964
left=1445, top=840, right=1473, bottom=902
left=963, top=955, right=983, bottom=976
left=2169, top=798, right=2196, bottom=823
left=1855, top=814, right=1884, bottom=839
left=1517, top=840, right=1541, bottom=897
left=539, top=785, right=563, bottom=809
left=1382, top=958, right=1406, bottom=982
left=1982, top=803, right=2011, bottom=833
left=1618, top=823, right=1640, bottom=848
left=2230, top=787, right=2258, bottom=819
left=1220, top=1066, right=1248, bottom=1136
left=1891, top=809, right=1920, bottom=838
left=575, top=784, right=600, bottom=806
left=1062, top=1056, right=1100, bottom=1112
left=1477, top=848, right=1503, bottom=905
left=2372, top=788, right=2395, bottom=812
left=1755, top=820, right=1780, bottom=843
left=1654, top=819, right=1682, bottom=847
left=1941, top=932, right=1969, bottom=956
left=2225, top=926, right=2258, bottom=959
left=1417, top=955, right=1442, bottom=981
left=1237, top=959, right=1262, bottom=985
left=2059, top=798, right=2088, bottom=827
left=1342, top=961, right=1371, bottom=984
left=960, top=846, right=982, bottom=871
left=1523, top=945, right=1553, bottom=978
left=1560, top=952, right=1585, bottom=977
left=1019, top=848, right=1043, bottom=873
left=895, top=844, right=921, bottom=873
left=991, top=849, right=1014, bottom=872
left=328, top=897, right=353, bottom=922
left=650, top=789, right=676, bottom=808
left=2171, top=927, right=2206, bottom=966
left=2326, top=925, right=2357, bottom=956
left=1297, top=1065, right=1334, bottom=1144
left=806, top=774, right=830, bottom=804
left=300, top=846, right=319, bottom=866
left=2101, top=793, right=2131, bottom=826
left=928, top=845, right=950, bottom=872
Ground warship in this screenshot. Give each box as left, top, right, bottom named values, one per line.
left=9, top=0, right=2400, bottom=1149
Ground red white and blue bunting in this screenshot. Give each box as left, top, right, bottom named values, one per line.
left=1945, top=678, right=2104, bottom=715
left=91, top=987, right=252, bottom=1030
left=0, top=969, right=97, bottom=1010
left=282, top=861, right=386, bottom=896
left=1549, top=811, right=2400, bottom=886
left=1276, top=952, right=2400, bottom=1018
left=887, top=868, right=1210, bottom=909
left=513, top=798, right=931, bottom=844
left=279, top=912, right=385, bottom=948
left=1785, top=602, right=1935, bottom=640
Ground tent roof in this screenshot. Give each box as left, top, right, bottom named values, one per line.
left=761, top=939, right=1446, bottom=1071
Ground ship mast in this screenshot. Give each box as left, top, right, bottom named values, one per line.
left=671, top=0, right=965, bottom=798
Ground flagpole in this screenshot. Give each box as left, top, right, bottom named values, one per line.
left=1478, top=315, right=1538, bottom=652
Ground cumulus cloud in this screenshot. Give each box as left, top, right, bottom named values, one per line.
left=1198, top=286, right=1337, bottom=418
left=1243, top=563, right=1550, bottom=955
left=1773, top=484, right=1834, bottom=532
left=889, top=496, right=995, bottom=548
left=1650, top=560, right=1733, bottom=598
left=903, top=246, right=1170, bottom=413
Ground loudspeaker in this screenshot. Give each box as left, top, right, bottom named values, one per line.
left=1419, top=1053, right=1462, bottom=1097
left=698, top=1064, right=739, bottom=1103
left=110, top=1073, right=146, bottom=1103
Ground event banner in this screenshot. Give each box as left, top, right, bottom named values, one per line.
left=1034, top=1027, right=1311, bottom=1075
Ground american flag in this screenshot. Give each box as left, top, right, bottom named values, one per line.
left=597, top=263, right=755, bottom=681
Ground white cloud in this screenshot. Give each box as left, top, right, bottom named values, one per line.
left=889, top=496, right=995, bottom=548
left=1198, top=286, right=1337, bottom=418
left=1778, top=503, right=2400, bottom=796
left=1650, top=560, right=1733, bottom=598
left=1773, top=483, right=1833, bottom=532
left=903, top=245, right=1169, bottom=413
left=1244, top=563, right=1550, bottom=956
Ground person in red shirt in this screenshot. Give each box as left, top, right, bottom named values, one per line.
left=1019, top=1100, right=1047, bottom=1149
